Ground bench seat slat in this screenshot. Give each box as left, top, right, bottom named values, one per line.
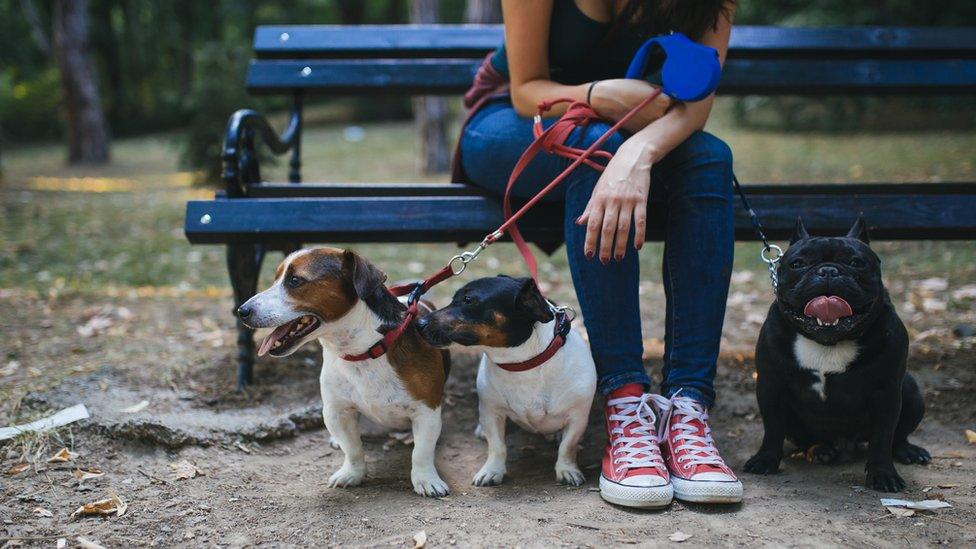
left=246, top=58, right=976, bottom=95
left=253, top=25, right=976, bottom=59
left=244, top=182, right=976, bottom=198
left=185, top=191, right=976, bottom=245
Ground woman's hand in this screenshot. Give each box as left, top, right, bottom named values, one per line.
left=576, top=138, right=656, bottom=262
left=590, top=79, right=674, bottom=133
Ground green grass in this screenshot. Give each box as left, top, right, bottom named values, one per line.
left=1, top=98, right=975, bottom=297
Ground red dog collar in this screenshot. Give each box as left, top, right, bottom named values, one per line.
left=496, top=311, right=572, bottom=373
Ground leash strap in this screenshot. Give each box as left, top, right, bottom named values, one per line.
left=497, top=90, right=662, bottom=279
left=732, top=173, right=782, bottom=290
left=495, top=310, right=572, bottom=372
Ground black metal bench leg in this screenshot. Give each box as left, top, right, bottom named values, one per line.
left=227, top=242, right=265, bottom=390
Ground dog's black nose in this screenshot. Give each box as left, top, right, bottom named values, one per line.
left=415, top=316, right=429, bottom=331
left=817, top=265, right=840, bottom=278
left=237, top=305, right=251, bottom=319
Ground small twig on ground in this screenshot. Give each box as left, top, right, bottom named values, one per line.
left=137, top=467, right=172, bottom=485
left=924, top=513, right=976, bottom=532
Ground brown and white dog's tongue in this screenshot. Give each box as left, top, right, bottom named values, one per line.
left=258, top=322, right=295, bottom=356
left=803, top=296, right=853, bottom=323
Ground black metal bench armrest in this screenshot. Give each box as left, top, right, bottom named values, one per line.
left=222, top=98, right=303, bottom=197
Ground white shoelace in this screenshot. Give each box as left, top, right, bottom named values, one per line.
left=659, top=395, right=725, bottom=469
left=606, top=394, right=666, bottom=472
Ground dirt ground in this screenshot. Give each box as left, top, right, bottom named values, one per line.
left=2, top=290, right=975, bottom=548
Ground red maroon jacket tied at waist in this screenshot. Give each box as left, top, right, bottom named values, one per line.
left=452, top=54, right=510, bottom=183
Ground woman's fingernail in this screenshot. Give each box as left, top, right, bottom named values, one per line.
left=575, top=215, right=583, bottom=224
left=635, top=243, right=643, bottom=251
left=585, top=250, right=594, bottom=259
left=614, top=254, right=623, bottom=261
left=600, top=256, right=609, bottom=265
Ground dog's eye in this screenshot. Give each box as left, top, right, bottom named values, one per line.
left=285, top=275, right=305, bottom=289
left=462, top=295, right=477, bottom=305
left=848, top=258, right=866, bottom=268
left=790, top=259, right=806, bottom=269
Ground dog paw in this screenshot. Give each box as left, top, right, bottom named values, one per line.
left=865, top=466, right=906, bottom=493
left=411, top=470, right=450, bottom=497
left=893, top=441, right=931, bottom=465
left=743, top=452, right=781, bottom=475
left=472, top=465, right=505, bottom=487
left=327, top=435, right=340, bottom=450
left=806, top=443, right=839, bottom=465
left=327, top=464, right=365, bottom=488
left=555, top=465, right=585, bottom=487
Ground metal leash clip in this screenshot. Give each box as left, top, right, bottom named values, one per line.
left=449, top=231, right=501, bottom=276
left=546, top=300, right=577, bottom=322
left=760, top=244, right=783, bottom=291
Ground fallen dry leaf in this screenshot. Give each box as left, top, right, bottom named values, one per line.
left=71, top=491, right=127, bottom=518
left=965, top=429, right=976, bottom=444
left=33, top=507, right=54, bottom=518
left=47, top=447, right=78, bottom=463
left=886, top=506, right=915, bottom=517
left=669, top=531, right=693, bottom=542
left=74, top=468, right=105, bottom=483
left=6, top=462, right=29, bottom=475
left=168, top=459, right=203, bottom=480
left=412, top=530, right=427, bottom=549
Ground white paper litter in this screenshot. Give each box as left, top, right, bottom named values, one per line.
left=880, top=498, right=952, bottom=511
left=0, top=404, right=90, bottom=441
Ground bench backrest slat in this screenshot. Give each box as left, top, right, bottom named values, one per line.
left=245, top=58, right=976, bottom=95
left=254, top=25, right=976, bottom=59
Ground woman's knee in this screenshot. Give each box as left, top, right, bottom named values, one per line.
left=662, top=131, right=734, bottom=199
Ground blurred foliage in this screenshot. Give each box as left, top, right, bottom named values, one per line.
left=1, top=0, right=974, bottom=167
left=733, top=0, right=976, bottom=131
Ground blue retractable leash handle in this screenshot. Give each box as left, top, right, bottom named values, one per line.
left=626, top=32, right=782, bottom=288
left=625, top=32, right=722, bottom=102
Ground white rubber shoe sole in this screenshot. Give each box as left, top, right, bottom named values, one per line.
left=599, top=475, right=674, bottom=509
left=671, top=476, right=743, bottom=503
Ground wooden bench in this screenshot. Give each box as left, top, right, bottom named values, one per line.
left=183, top=25, right=976, bottom=389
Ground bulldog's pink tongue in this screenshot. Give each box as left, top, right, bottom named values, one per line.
left=803, top=296, right=853, bottom=323
left=258, top=322, right=295, bottom=356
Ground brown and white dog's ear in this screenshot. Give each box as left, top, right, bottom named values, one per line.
left=516, top=277, right=554, bottom=324
left=343, top=249, right=388, bottom=299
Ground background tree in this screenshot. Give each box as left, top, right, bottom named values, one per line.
left=465, top=0, right=501, bottom=24
left=50, top=0, right=110, bottom=164
left=410, top=0, right=452, bottom=174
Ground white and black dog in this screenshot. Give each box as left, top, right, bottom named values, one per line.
left=417, top=276, right=596, bottom=487
left=237, top=247, right=451, bottom=497
left=744, top=217, right=929, bottom=492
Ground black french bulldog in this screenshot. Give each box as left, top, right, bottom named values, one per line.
left=743, top=216, right=930, bottom=492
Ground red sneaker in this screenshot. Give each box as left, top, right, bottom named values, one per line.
left=656, top=394, right=743, bottom=503
left=599, top=384, right=673, bottom=509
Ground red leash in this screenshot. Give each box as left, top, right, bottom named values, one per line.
left=343, top=89, right=662, bottom=363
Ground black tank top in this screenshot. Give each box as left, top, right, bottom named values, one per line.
left=489, top=0, right=655, bottom=85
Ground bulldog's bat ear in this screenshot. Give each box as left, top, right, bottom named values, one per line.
left=516, top=277, right=554, bottom=324
left=343, top=249, right=387, bottom=299
left=790, top=217, right=810, bottom=244
left=846, top=214, right=870, bottom=244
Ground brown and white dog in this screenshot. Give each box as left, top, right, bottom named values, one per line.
left=237, top=247, right=451, bottom=497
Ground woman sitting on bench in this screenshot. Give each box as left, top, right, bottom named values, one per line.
left=457, top=0, right=741, bottom=508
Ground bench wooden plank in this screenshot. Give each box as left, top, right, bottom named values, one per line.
left=185, top=191, right=976, bottom=245
left=253, top=25, right=976, bottom=59
left=246, top=58, right=976, bottom=95
left=244, top=182, right=976, bottom=199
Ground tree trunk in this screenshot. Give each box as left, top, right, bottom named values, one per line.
left=410, top=0, right=451, bottom=174
left=465, top=0, right=501, bottom=23
left=51, top=0, right=110, bottom=164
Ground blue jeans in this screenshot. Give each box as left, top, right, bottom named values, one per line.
left=460, top=99, right=734, bottom=407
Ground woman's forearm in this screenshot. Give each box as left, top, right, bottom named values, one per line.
left=624, top=96, right=715, bottom=163
left=510, top=79, right=590, bottom=118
